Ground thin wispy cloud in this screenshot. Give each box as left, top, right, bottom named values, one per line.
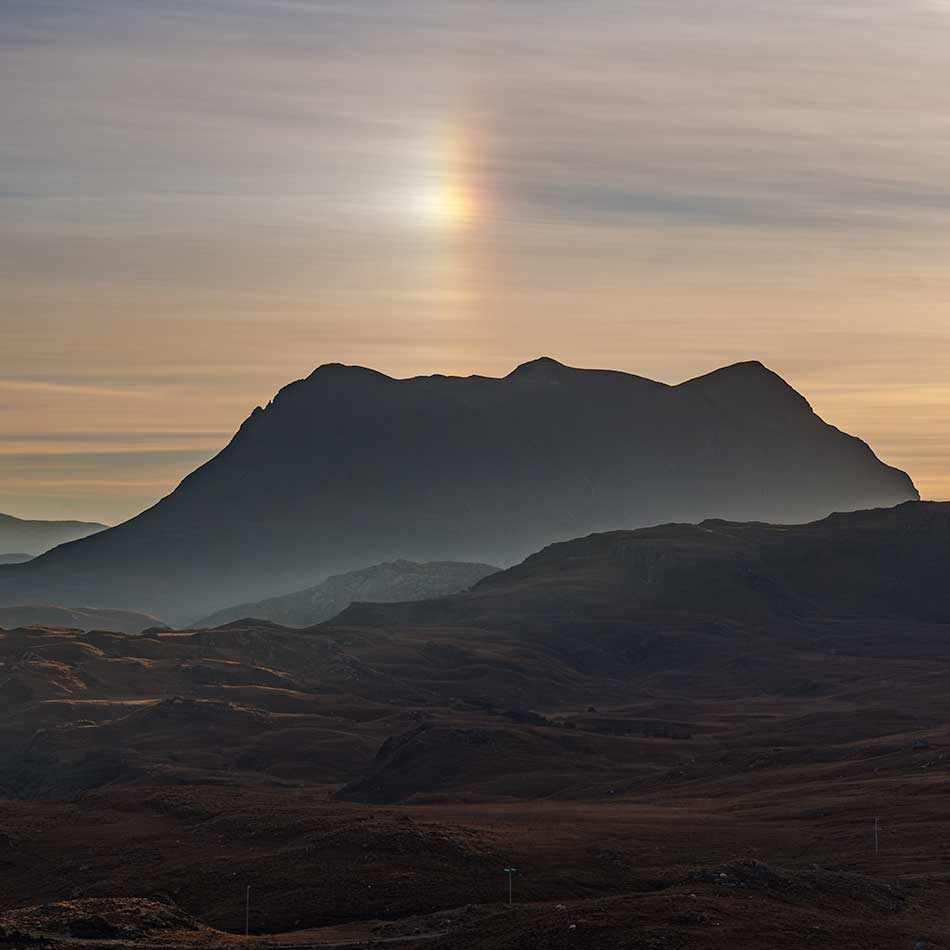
left=3, top=0, right=950, bottom=519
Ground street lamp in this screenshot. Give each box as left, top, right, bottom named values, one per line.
left=503, top=867, right=517, bottom=906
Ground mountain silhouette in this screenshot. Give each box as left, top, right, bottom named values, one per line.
left=195, top=559, right=499, bottom=628
left=0, top=358, right=917, bottom=624
left=0, top=513, right=106, bottom=557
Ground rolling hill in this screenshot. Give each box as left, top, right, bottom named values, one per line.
left=0, top=604, right=167, bottom=634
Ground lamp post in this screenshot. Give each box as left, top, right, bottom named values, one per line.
left=503, top=867, right=517, bottom=906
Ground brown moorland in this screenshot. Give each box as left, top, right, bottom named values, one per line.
left=1, top=502, right=950, bottom=949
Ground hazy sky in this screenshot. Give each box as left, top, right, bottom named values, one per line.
left=3, top=0, right=950, bottom=524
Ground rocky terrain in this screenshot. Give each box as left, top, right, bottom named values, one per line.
left=197, top=560, right=499, bottom=629
left=0, top=359, right=917, bottom=624
left=0, top=898, right=213, bottom=945
left=0, top=503, right=949, bottom=948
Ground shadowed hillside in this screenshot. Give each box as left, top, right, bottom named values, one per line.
left=377, top=499, right=950, bottom=625
left=0, top=359, right=917, bottom=624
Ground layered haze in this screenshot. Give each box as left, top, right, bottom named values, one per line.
left=3, top=0, right=950, bottom=522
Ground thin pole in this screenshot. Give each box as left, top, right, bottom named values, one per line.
left=245, top=885, right=251, bottom=937
left=504, top=867, right=517, bottom=906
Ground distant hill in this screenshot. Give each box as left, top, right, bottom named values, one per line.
left=196, top=559, right=499, bottom=628
left=0, top=358, right=917, bottom=624
left=0, top=605, right=167, bottom=634
left=0, top=513, right=105, bottom=557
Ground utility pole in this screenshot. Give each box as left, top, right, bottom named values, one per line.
left=504, top=867, right=517, bottom=906
left=245, top=885, right=251, bottom=937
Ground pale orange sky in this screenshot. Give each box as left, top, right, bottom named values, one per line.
left=2, top=1, right=949, bottom=523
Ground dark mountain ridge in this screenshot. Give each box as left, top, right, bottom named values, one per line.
left=340, top=500, right=948, bottom=629
left=0, top=358, right=917, bottom=624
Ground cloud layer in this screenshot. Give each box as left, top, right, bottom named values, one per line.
left=3, top=0, right=950, bottom=520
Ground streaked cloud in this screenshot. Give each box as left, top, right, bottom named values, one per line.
left=2, top=0, right=950, bottom=520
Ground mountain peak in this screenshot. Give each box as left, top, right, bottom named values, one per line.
left=305, top=362, right=393, bottom=383
left=505, top=357, right=576, bottom=387
left=677, top=360, right=810, bottom=411
left=723, top=359, right=769, bottom=372
left=507, top=356, right=570, bottom=375
left=684, top=359, right=778, bottom=383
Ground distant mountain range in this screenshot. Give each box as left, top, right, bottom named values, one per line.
left=0, top=513, right=105, bottom=557
left=195, top=559, right=499, bottom=628
left=0, top=358, right=917, bottom=624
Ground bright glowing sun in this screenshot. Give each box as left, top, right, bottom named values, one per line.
left=433, top=178, right=478, bottom=227
left=406, top=119, right=483, bottom=230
